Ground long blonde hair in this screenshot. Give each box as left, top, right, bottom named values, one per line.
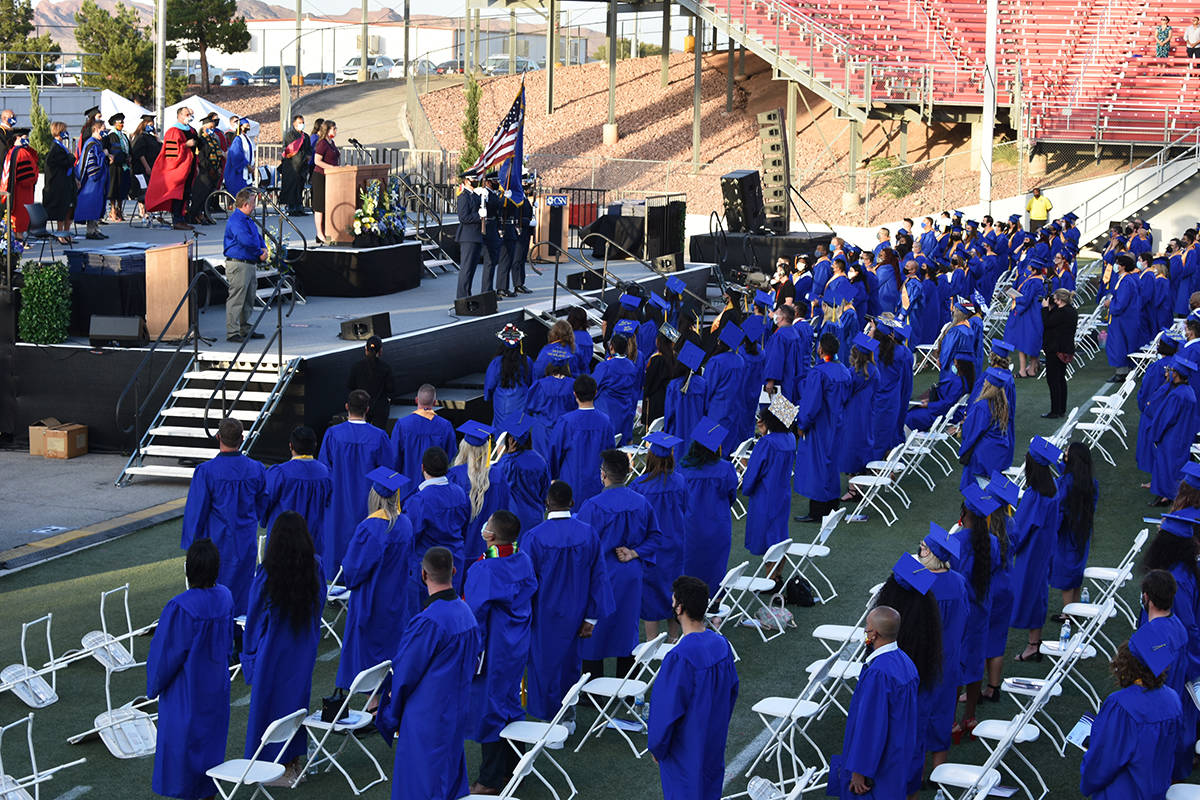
left=368, top=487, right=399, bottom=531
left=980, top=380, right=1009, bottom=430
left=452, top=440, right=491, bottom=520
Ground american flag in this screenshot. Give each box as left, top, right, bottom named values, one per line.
left=469, top=83, right=525, bottom=178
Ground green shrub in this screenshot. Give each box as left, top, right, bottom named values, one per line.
left=18, top=261, right=71, bottom=344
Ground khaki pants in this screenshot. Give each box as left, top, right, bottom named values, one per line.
left=225, top=258, right=257, bottom=337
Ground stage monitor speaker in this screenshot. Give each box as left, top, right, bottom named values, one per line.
left=339, top=312, right=392, bottom=341
left=89, top=315, right=147, bottom=348
left=454, top=291, right=498, bottom=317
left=721, top=170, right=766, bottom=234
left=653, top=252, right=683, bottom=273
left=566, top=270, right=603, bottom=291
left=645, top=198, right=686, bottom=261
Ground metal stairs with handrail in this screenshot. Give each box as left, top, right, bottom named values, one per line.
left=400, top=172, right=459, bottom=278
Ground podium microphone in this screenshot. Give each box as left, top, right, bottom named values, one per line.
left=347, top=137, right=370, bottom=156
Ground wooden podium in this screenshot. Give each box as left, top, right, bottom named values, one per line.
left=145, top=242, right=191, bottom=340
left=323, top=163, right=391, bottom=244
left=531, top=194, right=569, bottom=262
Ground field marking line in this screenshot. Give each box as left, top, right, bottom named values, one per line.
left=724, top=726, right=773, bottom=787
left=52, top=786, right=91, bottom=800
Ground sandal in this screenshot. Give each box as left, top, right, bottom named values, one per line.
left=951, top=717, right=977, bottom=745
left=1014, top=647, right=1043, bottom=663
left=981, top=683, right=1002, bottom=703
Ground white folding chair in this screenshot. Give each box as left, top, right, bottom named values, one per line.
left=499, top=673, right=590, bottom=800
left=0, top=616, right=58, bottom=709
left=971, top=716, right=1048, bottom=800
left=782, top=507, right=845, bottom=603
left=743, top=692, right=826, bottom=790
left=573, top=632, right=668, bottom=758
left=464, top=740, right=547, bottom=800
left=1083, top=529, right=1148, bottom=628
left=729, top=539, right=794, bottom=642
left=206, top=709, right=306, bottom=800
left=707, top=562, right=749, bottom=639
left=68, top=662, right=157, bottom=758
left=322, top=567, right=351, bottom=647
left=0, top=714, right=85, bottom=800
left=847, top=446, right=905, bottom=526
left=729, top=437, right=757, bottom=520
left=298, top=660, right=391, bottom=794
left=79, top=585, right=141, bottom=673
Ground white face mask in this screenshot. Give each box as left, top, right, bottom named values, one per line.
left=296, top=122, right=305, bottom=131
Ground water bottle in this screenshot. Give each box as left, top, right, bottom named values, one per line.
left=1060, top=620, right=1072, bottom=652
left=1081, top=586, right=1091, bottom=604
left=747, top=776, right=785, bottom=800
left=935, top=789, right=950, bottom=800
left=633, top=695, right=646, bottom=722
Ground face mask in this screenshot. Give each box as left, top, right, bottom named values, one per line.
left=146, top=125, right=155, bottom=134
left=296, top=122, right=305, bottom=131
left=186, top=117, right=194, bottom=125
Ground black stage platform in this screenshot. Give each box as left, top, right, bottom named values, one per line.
left=289, top=240, right=423, bottom=297
left=690, top=231, right=835, bottom=272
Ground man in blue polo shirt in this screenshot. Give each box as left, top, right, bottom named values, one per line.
left=222, top=188, right=267, bottom=343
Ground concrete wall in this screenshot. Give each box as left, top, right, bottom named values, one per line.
left=0, top=87, right=100, bottom=124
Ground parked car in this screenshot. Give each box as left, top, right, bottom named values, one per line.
left=482, top=55, right=537, bottom=75
left=249, top=65, right=297, bottom=85
left=389, top=58, right=437, bottom=78
left=436, top=59, right=464, bottom=74
left=171, top=60, right=222, bottom=85
left=56, top=59, right=82, bottom=86
left=303, top=71, right=336, bottom=86
left=222, top=69, right=252, bottom=86
left=338, top=55, right=394, bottom=82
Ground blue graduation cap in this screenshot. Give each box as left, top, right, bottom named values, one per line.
left=1143, top=221, right=1152, bottom=231
left=614, top=319, right=638, bottom=337
left=366, top=466, right=410, bottom=498
left=987, top=471, right=1021, bottom=508
left=458, top=419, right=493, bottom=447
left=924, top=521, right=960, bottom=562
left=1029, top=436, right=1062, bottom=466
left=741, top=314, right=767, bottom=343
left=505, top=415, right=533, bottom=442
left=545, top=343, right=573, bottom=364
left=984, top=367, right=1011, bottom=388
left=755, top=289, right=774, bottom=308
left=1173, top=357, right=1198, bottom=378
left=992, top=339, right=1015, bottom=358
left=962, top=484, right=1001, bottom=518
left=691, top=417, right=727, bottom=453
left=678, top=340, right=706, bottom=372
left=966, top=219, right=979, bottom=229
left=953, top=209, right=964, bottom=218
left=1063, top=212, right=1078, bottom=223
left=665, top=276, right=686, bottom=296
left=719, top=322, right=745, bottom=351
left=1181, top=461, right=1200, bottom=489
left=496, top=323, right=525, bottom=348
left=1129, top=624, right=1177, bottom=677
left=852, top=333, right=879, bottom=355
left=1008, top=213, right=1021, bottom=223
left=847, top=244, right=862, bottom=256
left=892, top=552, right=937, bottom=594
left=647, top=293, right=670, bottom=312
left=619, top=293, right=642, bottom=311
left=833, top=253, right=848, bottom=265
left=952, top=297, right=971, bottom=316
left=643, top=431, right=682, bottom=458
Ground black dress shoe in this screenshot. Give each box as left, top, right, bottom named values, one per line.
left=793, top=515, right=818, bottom=523
left=246, top=331, right=265, bottom=340
left=515, top=285, right=532, bottom=294
left=1149, top=497, right=1170, bottom=507
left=226, top=334, right=245, bottom=342
left=499, top=290, right=516, bottom=298
left=1041, top=412, right=1063, bottom=419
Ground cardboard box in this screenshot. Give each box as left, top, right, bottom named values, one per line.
left=28, top=417, right=63, bottom=456
left=44, top=424, right=88, bottom=460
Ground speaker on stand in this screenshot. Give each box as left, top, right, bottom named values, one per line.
left=720, top=170, right=766, bottom=234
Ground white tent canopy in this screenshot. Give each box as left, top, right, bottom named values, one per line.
left=163, top=94, right=261, bottom=139
left=99, top=90, right=152, bottom=126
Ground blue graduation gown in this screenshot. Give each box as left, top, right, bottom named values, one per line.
left=873, top=352, right=906, bottom=460
left=1175, top=252, right=1195, bottom=315
left=1008, top=488, right=1062, bottom=629
left=242, top=560, right=327, bottom=763
left=742, top=432, right=796, bottom=554
left=147, top=585, right=234, bottom=800
left=1149, top=383, right=1199, bottom=499
left=917, top=277, right=941, bottom=345
left=680, top=460, right=738, bottom=593
left=838, top=363, right=877, bottom=474
left=260, top=456, right=331, bottom=554
left=833, top=646, right=918, bottom=800
left=405, top=480, right=471, bottom=601
left=1080, top=685, right=1182, bottom=800
left=390, top=412, right=457, bottom=488
left=318, top=420, right=392, bottom=572
left=905, top=372, right=967, bottom=432
left=1048, top=475, right=1098, bottom=590
left=337, top=512, right=415, bottom=688
left=181, top=451, right=266, bottom=616
left=893, top=345, right=915, bottom=445
left=794, top=360, right=851, bottom=503
left=74, top=136, right=108, bottom=222
left=952, top=535, right=999, bottom=685
left=522, top=514, right=613, bottom=719
left=737, top=348, right=766, bottom=444
left=594, top=356, right=641, bottom=446
left=957, top=397, right=1012, bottom=490
left=704, top=351, right=746, bottom=455
left=466, top=550, right=537, bottom=742
left=574, top=329, right=595, bottom=375
left=222, top=134, right=251, bottom=195
left=837, top=307, right=860, bottom=363
left=526, top=375, right=577, bottom=458
left=1138, top=613, right=1195, bottom=780
left=1105, top=273, right=1140, bottom=368
left=498, top=449, right=550, bottom=534
left=484, top=354, right=532, bottom=433
left=664, top=374, right=709, bottom=454
left=631, top=471, right=689, bottom=620
left=577, top=486, right=660, bottom=660
left=378, top=594, right=481, bottom=800
left=648, top=630, right=739, bottom=800
left=926, top=571, right=969, bottom=753
left=1137, top=372, right=1172, bottom=473
left=447, top=463, right=512, bottom=565
left=1138, top=269, right=1158, bottom=346
left=763, top=323, right=805, bottom=400
left=1005, top=276, right=1045, bottom=356
left=548, top=407, right=614, bottom=508
left=986, top=518, right=1015, bottom=659
left=878, top=267, right=900, bottom=315
left=938, top=324, right=974, bottom=380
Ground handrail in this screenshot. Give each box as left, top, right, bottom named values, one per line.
left=251, top=187, right=308, bottom=263
left=114, top=270, right=208, bottom=436
left=578, top=231, right=720, bottom=314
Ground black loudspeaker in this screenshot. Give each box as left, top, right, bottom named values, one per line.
left=653, top=252, right=683, bottom=272
left=89, top=315, right=147, bottom=348
left=454, top=291, right=498, bottom=317
left=645, top=199, right=686, bottom=261
left=339, top=312, right=392, bottom=341
left=721, top=169, right=766, bottom=233
left=566, top=271, right=603, bottom=291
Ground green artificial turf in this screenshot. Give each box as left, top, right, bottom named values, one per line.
left=0, top=347, right=1180, bottom=799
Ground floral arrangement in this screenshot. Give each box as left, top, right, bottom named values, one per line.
left=0, top=218, right=25, bottom=259
left=353, top=177, right=407, bottom=242
left=352, top=179, right=384, bottom=236
left=383, top=175, right=407, bottom=237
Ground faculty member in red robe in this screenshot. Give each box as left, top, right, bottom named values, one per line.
left=144, top=106, right=198, bottom=231
left=0, top=128, right=38, bottom=235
